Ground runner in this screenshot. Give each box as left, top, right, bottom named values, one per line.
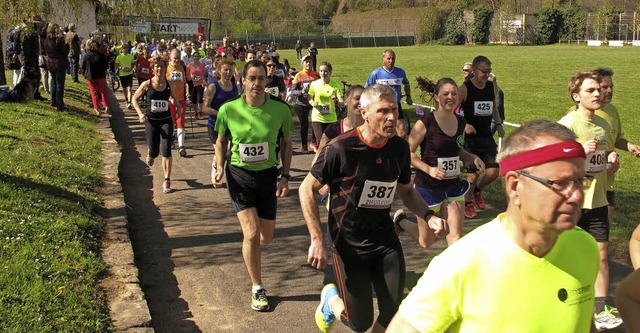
left=265, top=56, right=287, bottom=100
left=365, top=49, right=413, bottom=138
left=308, top=61, right=344, bottom=149
left=115, top=45, right=135, bottom=109
left=404, top=77, right=485, bottom=247
left=187, top=52, right=206, bottom=119
left=166, top=49, right=189, bottom=157
left=458, top=55, right=504, bottom=219
left=558, top=71, right=622, bottom=330
left=131, top=55, right=183, bottom=193
left=291, top=55, right=319, bottom=153
left=202, top=58, right=238, bottom=184
left=212, top=59, right=293, bottom=312
left=133, top=45, right=151, bottom=107
left=387, top=119, right=599, bottom=333
left=314, top=84, right=364, bottom=155
left=300, top=84, right=448, bottom=333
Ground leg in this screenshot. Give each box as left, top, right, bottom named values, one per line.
left=475, top=167, right=498, bottom=189
left=237, top=208, right=266, bottom=286
left=445, top=201, right=465, bottom=245
left=49, top=70, right=57, bottom=105
left=330, top=249, right=375, bottom=332
left=294, top=104, right=311, bottom=150
left=630, top=224, right=640, bottom=270
left=55, top=67, right=66, bottom=108
left=97, top=78, right=110, bottom=109
left=371, top=243, right=405, bottom=331
left=595, top=241, right=609, bottom=300
left=87, top=79, right=100, bottom=110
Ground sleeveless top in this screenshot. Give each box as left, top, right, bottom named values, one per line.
left=145, top=79, right=172, bottom=121
left=461, top=80, right=495, bottom=138
left=414, top=112, right=466, bottom=188
left=208, top=80, right=239, bottom=128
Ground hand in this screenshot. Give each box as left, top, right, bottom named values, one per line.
left=318, top=184, right=330, bottom=196
left=330, top=95, right=337, bottom=102
left=608, top=151, right=620, bottom=173
left=427, top=165, right=446, bottom=180
left=176, top=104, right=184, bottom=118
left=582, top=139, right=597, bottom=155
left=428, top=215, right=449, bottom=237
left=276, top=178, right=289, bottom=197
left=464, top=124, right=476, bottom=135
left=138, top=114, right=147, bottom=124
left=307, top=239, right=328, bottom=270
left=497, top=125, right=505, bottom=137
left=473, top=157, right=486, bottom=174
left=628, top=143, right=640, bottom=157
left=213, top=165, right=225, bottom=188
left=405, top=95, right=413, bottom=106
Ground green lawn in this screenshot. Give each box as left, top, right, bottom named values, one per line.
left=0, top=79, right=112, bottom=332
left=279, top=44, right=640, bottom=261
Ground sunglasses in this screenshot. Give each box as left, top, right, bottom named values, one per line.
left=475, top=68, right=492, bottom=74
left=266, top=64, right=276, bottom=68
left=462, top=69, right=471, bottom=72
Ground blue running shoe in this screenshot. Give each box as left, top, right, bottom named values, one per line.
left=315, top=284, right=339, bottom=333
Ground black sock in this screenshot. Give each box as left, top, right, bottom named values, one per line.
left=594, top=297, right=606, bottom=313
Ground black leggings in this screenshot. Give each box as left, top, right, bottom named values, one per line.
left=328, top=240, right=405, bottom=332
left=294, top=104, right=312, bottom=147
left=190, top=85, right=204, bottom=104
left=145, top=118, right=173, bottom=158
left=311, top=121, right=334, bottom=147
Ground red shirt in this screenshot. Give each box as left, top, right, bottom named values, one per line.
left=134, top=55, right=152, bottom=80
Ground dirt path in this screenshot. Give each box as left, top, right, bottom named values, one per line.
left=100, top=88, right=633, bottom=333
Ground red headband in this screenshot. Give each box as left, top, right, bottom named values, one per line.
left=499, top=141, right=586, bottom=176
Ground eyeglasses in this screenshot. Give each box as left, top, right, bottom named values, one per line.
left=462, top=69, right=471, bottom=72
left=517, top=171, right=593, bottom=196
left=475, top=68, right=492, bottom=74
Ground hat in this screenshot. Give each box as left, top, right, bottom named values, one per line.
left=301, top=55, right=311, bottom=62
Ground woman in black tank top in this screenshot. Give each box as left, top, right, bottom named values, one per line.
left=132, top=55, right=183, bottom=194
left=397, top=77, right=485, bottom=249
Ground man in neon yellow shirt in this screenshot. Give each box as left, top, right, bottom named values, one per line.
left=115, top=46, right=135, bottom=109
left=387, top=119, right=600, bottom=333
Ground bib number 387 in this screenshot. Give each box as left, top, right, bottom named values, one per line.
left=239, top=142, right=268, bottom=163
left=358, top=180, right=397, bottom=209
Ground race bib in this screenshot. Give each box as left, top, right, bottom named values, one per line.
left=585, top=150, right=606, bottom=173
left=265, top=86, right=279, bottom=97
left=150, top=99, right=169, bottom=113
left=437, top=156, right=460, bottom=178
left=358, top=180, right=398, bottom=209
left=474, top=101, right=493, bottom=116
left=376, top=78, right=403, bottom=86
left=169, top=71, right=184, bottom=82
left=141, top=68, right=150, bottom=74
left=239, top=142, right=268, bottom=163
left=192, top=75, right=202, bottom=83
left=317, top=104, right=331, bottom=114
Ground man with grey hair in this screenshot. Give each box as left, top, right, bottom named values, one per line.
left=300, top=84, right=448, bottom=333
left=387, top=119, right=600, bottom=333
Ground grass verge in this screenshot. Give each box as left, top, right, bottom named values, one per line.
left=0, top=78, right=112, bottom=332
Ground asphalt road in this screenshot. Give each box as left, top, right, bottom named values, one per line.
left=107, top=87, right=632, bottom=333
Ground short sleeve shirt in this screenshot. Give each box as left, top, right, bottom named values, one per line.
left=365, top=66, right=408, bottom=104
left=308, top=79, right=342, bottom=123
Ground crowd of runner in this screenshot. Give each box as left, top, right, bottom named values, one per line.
left=73, top=33, right=640, bottom=332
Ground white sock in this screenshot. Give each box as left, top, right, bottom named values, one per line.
left=252, top=285, right=264, bottom=293
left=177, top=128, right=185, bottom=147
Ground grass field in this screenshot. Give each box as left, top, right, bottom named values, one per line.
left=0, top=81, right=112, bottom=331
left=277, top=44, right=640, bottom=261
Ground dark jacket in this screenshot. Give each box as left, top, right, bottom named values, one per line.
left=44, top=35, right=69, bottom=71
left=80, top=50, right=107, bottom=80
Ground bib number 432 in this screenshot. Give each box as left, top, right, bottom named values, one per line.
left=239, top=142, right=268, bottom=163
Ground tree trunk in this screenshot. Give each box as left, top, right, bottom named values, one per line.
left=0, top=34, right=6, bottom=85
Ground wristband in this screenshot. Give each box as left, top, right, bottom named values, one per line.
left=423, top=210, right=435, bottom=221
left=280, top=173, right=291, bottom=180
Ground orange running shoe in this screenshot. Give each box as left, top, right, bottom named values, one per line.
left=465, top=203, right=478, bottom=219
left=473, top=191, right=486, bottom=210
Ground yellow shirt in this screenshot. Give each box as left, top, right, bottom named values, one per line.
left=595, top=103, right=623, bottom=191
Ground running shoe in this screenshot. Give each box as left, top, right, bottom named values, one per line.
left=251, top=289, right=270, bottom=312
left=604, top=304, right=620, bottom=318
left=464, top=203, right=477, bottom=219
left=315, top=284, right=338, bottom=333
left=473, top=191, right=486, bottom=210
left=127, top=103, right=133, bottom=110
left=146, top=155, right=154, bottom=167
left=162, top=179, right=173, bottom=193
left=310, top=142, right=319, bottom=153
left=594, top=308, right=623, bottom=330
left=92, top=109, right=100, bottom=116
left=178, top=147, right=187, bottom=157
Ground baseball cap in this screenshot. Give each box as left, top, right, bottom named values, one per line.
left=301, top=55, right=311, bottom=62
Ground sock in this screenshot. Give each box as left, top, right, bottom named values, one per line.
left=252, top=285, right=264, bottom=293
left=465, top=201, right=472, bottom=205
left=177, top=128, right=185, bottom=147
left=594, top=297, right=606, bottom=313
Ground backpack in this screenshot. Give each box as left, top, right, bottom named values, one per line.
left=5, top=28, right=21, bottom=70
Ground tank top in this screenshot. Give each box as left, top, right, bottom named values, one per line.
left=461, top=80, right=495, bottom=138
left=414, top=112, right=466, bottom=188
left=145, top=79, right=172, bottom=121
left=208, top=80, right=239, bottom=128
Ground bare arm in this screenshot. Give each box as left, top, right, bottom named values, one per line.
left=311, top=133, right=330, bottom=166
left=213, top=134, right=228, bottom=187
left=459, top=148, right=484, bottom=173
left=614, top=269, right=640, bottom=333
left=299, top=173, right=328, bottom=269
left=276, top=136, right=293, bottom=197
left=408, top=120, right=441, bottom=178
left=132, top=81, right=150, bottom=123
left=202, top=83, right=217, bottom=115
left=403, top=83, right=413, bottom=105
left=397, top=182, right=448, bottom=237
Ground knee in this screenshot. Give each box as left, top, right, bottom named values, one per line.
left=345, top=316, right=374, bottom=333
left=260, top=234, right=273, bottom=245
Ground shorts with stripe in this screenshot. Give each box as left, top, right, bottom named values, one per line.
left=414, top=180, right=470, bottom=212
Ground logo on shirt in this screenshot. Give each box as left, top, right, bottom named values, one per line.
left=376, top=157, right=382, bottom=164
left=456, top=135, right=465, bottom=148
left=557, top=284, right=593, bottom=306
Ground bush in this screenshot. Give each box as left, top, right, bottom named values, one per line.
left=560, top=7, right=586, bottom=41
left=418, top=7, right=447, bottom=43
left=535, top=7, right=562, bottom=44
left=472, top=6, right=493, bottom=44
left=444, top=8, right=467, bottom=45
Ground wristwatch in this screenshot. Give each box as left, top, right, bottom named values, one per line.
left=280, top=173, right=291, bottom=180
